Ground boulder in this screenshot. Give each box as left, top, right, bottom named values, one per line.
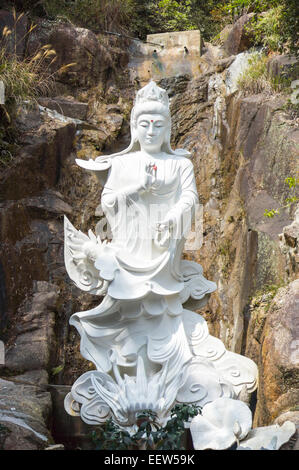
left=223, top=13, right=255, bottom=56
left=267, top=55, right=298, bottom=81
left=159, top=75, right=191, bottom=98
left=0, top=104, right=76, bottom=201
left=0, top=104, right=75, bottom=322
left=0, top=372, right=53, bottom=450
left=38, top=97, right=88, bottom=121
left=27, top=21, right=128, bottom=87
left=4, top=281, right=58, bottom=372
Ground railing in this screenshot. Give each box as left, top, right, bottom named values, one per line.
left=103, top=30, right=164, bottom=48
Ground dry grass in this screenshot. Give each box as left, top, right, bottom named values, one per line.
left=237, top=53, right=294, bottom=96
left=0, top=9, right=76, bottom=122
left=0, top=9, right=76, bottom=168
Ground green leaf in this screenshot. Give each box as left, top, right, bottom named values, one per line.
left=285, top=177, right=297, bottom=189
left=285, top=196, right=298, bottom=205
left=51, top=364, right=64, bottom=375
left=264, top=209, right=279, bottom=218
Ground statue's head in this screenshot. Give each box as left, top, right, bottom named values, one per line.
left=96, top=81, right=190, bottom=160
left=130, top=81, right=171, bottom=154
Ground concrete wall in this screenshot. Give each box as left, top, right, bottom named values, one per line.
left=128, top=30, right=202, bottom=86
left=147, top=30, right=202, bottom=52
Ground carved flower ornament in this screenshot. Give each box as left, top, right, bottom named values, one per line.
left=190, top=398, right=252, bottom=450
left=190, top=397, right=296, bottom=450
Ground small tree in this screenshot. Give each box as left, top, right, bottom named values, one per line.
left=91, top=403, right=201, bottom=450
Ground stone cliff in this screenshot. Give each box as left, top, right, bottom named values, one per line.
left=0, top=14, right=298, bottom=449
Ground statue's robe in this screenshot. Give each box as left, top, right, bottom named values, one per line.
left=70, top=152, right=216, bottom=376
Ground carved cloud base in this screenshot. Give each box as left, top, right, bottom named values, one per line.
left=64, top=303, right=258, bottom=432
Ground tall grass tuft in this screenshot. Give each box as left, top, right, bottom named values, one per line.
left=0, top=9, right=76, bottom=120
left=0, top=9, right=76, bottom=167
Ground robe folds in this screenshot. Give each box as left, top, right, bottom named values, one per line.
left=70, top=152, right=216, bottom=376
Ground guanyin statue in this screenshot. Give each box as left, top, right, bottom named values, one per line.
left=64, top=81, right=258, bottom=431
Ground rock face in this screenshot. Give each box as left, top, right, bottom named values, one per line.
left=159, top=47, right=298, bottom=444
left=27, top=21, right=128, bottom=88
left=222, top=13, right=255, bottom=56
left=267, top=55, right=299, bottom=81
left=252, top=280, right=299, bottom=426
left=0, top=103, right=77, bottom=448
left=279, top=207, right=299, bottom=281
left=166, top=69, right=298, bottom=352
left=0, top=105, right=76, bottom=323
left=0, top=371, right=52, bottom=450
left=5, top=282, right=58, bottom=372
left=38, top=97, right=89, bottom=121
left=245, top=280, right=299, bottom=450
left=275, top=412, right=299, bottom=450
left=129, top=30, right=202, bottom=85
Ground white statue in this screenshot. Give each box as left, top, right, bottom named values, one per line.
left=64, top=81, right=258, bottom=432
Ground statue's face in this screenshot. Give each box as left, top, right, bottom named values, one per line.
left=136, top=114, right=168, bottom=153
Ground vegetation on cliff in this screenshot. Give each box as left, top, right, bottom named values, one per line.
left=2, top=0, right=298, bottom=50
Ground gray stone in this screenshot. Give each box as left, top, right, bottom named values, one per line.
left=0, top=377, right=53, bottom=450
left=5, top=282, right=58, bottom=372
left=38, top=97, right=88, bottom=121
left=253, top=280, right=299, bottom=426
left=267, top=55, right=298, bottom=81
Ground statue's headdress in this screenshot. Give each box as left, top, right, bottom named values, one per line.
left=131, top=80, right=171, bottom=133
left=131, top=81, right=170, bottom=128
left=134, top=81, right=169, bottom=107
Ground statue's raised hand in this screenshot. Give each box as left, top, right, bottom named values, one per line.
left=142, top=163, right=158, bottom=191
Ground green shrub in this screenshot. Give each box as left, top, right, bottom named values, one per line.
left=43, top=0, right=135, bottom=35
left=218, top=1, right=298, bottom=54
left=154, top=0, right=196, bottom=32
left=245, top=6, right=285, bottom=52
left=91, top=403, right=201, bottom=450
